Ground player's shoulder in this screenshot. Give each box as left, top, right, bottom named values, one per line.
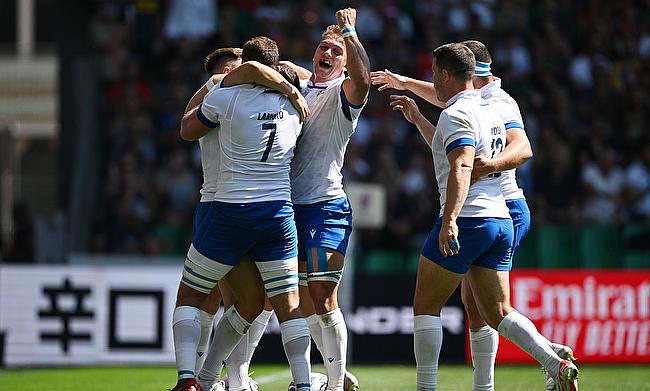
left=489, top=91, right=519, bottom=109
left=442, top=98, right=477, bottom=121
left=205, top=83, right=255, bottom=102
left=485, top=85, right=520, bottom=109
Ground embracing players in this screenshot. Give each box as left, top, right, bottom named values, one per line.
left=170, top=36, right=312, bottom=391
left=216, top=8, right=370, bottom=390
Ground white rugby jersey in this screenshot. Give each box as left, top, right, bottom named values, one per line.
left=432, top=89, right=509, bottom=218
left=199, top=83, right=302, bottom=203
left=197, top=81, right=226, bottom=202
left=198, top=129, right=220, bottom=202
left=290, top=76, right=365, bottom=204
left=480, top=78, right=526, bottom=200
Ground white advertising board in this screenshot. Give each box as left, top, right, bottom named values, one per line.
left=0, top=264, right=182, bottom=366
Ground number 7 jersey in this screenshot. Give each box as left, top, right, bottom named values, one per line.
left=199, top=84, right=302, bottom=203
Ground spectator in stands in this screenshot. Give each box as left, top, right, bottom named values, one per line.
left=625, top=145, right=650, bottom=221
left=80, top=0, right=650, bottom=259
left=581, top=147, right=625, bottom=224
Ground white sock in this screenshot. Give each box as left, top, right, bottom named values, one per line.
left=195, top=310, right=215, bottom=373
left=198, top=307, right=250, bottom=388
left=470, top=326, right=498, bottom=391
left=307, top=314, right=326, bottom=363
left=280, top=318, right=312, bottom=391
left=226, top=331, right=250, bottom=391
left=414, top=315, right=442, bottom=391
left=247, top=309, right=273, bottom=363
left=225, top=309, right=273, bottom=391
left=319, top=309, right=347, bottom=391
left=497, top=312, right=561, bottom=375
left=173, top=306, right=201, bottom=380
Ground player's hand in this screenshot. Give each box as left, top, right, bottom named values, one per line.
left=389, top=95, right=421, bottom=124
left=439, top=219, right=460, bottom=257
left=288, top=87, right=310, bottom=122
left=471, top=155, right=497, bottom=180
left=371, top=69, right=407, bottom=91
left=336, top=7, right=357, bottom=29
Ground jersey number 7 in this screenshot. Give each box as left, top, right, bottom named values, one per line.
left=261, top=123, right=277, bottom=162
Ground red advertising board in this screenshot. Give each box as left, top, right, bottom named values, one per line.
left=491, top=270, right=650, bottom=364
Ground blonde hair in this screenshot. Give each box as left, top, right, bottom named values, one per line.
left=321, top=25, right=343, bottom=42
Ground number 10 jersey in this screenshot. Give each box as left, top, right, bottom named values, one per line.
left=199, top=84, right=302, bottom=203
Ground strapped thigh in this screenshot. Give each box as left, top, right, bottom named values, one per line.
left=255, top=258, right=299, bottom=297
left=306, top=247, right=344, bottom=285
left=182, top=244, right=233, bottom=293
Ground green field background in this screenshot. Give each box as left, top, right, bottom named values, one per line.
left=2, top=364, right=650, bottom=391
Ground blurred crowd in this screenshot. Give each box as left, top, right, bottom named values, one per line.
left=88, top=0, right=650, bottom=256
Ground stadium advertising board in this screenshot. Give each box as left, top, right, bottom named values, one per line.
left=0, top=265, right=180, bottom=366
left=240, top=274, right=467, bottom=364
left=494, top=270, right=650, bottom=364
left=0, top=265, right=466, bottom=366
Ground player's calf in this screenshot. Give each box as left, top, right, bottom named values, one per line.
left=461, top=279, right=498, bottom=391
left=174, top=253, right=232, bottom=384
left=258, top=259, right=312, bottom=391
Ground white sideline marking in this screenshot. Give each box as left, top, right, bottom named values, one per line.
left=256, top=370, right=292, bottom=384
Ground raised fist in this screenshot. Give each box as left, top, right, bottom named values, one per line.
left=336, top=8, right=356, bottom=30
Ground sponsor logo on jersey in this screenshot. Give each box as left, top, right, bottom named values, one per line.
left=309, top=229, right=317, bottom=239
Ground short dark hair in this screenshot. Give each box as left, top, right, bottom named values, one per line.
left=203, top=47, right=242, bottom=76
left=277, top=64, right=300, bottom=89
left=433, top=43, right=475, bottom=81
left=460, top=40, right=492, bottom=64
left=242, top=36, right=279, bottom=67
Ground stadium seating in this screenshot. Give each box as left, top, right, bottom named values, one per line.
left=623, top=224, right=650, bottom=268
left=512, top=228, right=538, bottom=268
left=355, top=224, right=650, bottom=273
left=536, top=225, right=580, bottom=268
left=359, top=250, right=406, bottom=274
left=579, top=225, right=623, bottom=268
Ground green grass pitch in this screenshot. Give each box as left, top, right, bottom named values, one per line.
left=2, top=364, right=650, bottom=390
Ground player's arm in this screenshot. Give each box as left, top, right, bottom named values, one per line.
left=279, top=60, right=312, bottom=80
left=221, top=61, right=309, bottom=121
left=371, top=69, right=446, bottom=108
left=472, top=127, right=532, bottom=178
left=179, top=75, right=227, bottom=140
left=180, top=105, right=218, bottom=141
left=338, top=8, right=371, bottom=105
left=440, top=145, right=475, bottom=257
left=180, top=91, right=221, bottom=141
left=389, top=95, right=435, bottom=145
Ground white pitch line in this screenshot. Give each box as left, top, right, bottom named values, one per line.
left=255, top=369, right=292, bottom=384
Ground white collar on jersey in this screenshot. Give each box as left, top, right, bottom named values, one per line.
left=479, top=77, right=502, bottom=99
left=445, top=89, right=480, bottom=107
left=307, top=75, right=345, bottom=89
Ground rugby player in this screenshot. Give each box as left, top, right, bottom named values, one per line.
left=284, top=8, right=370, bottom=391
left=371, top=40, right=576, bottom=391
left=387, top=43, right=579, bottom=391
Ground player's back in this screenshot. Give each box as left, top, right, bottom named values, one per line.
left=480, top=79, right=526, bottom=200
left=432, top=90, right=509, bottom=218
left=203, top=84, right=301, bottom=203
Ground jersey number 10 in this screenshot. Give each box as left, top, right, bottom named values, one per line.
left=488, top=137, right=504, bottom=178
